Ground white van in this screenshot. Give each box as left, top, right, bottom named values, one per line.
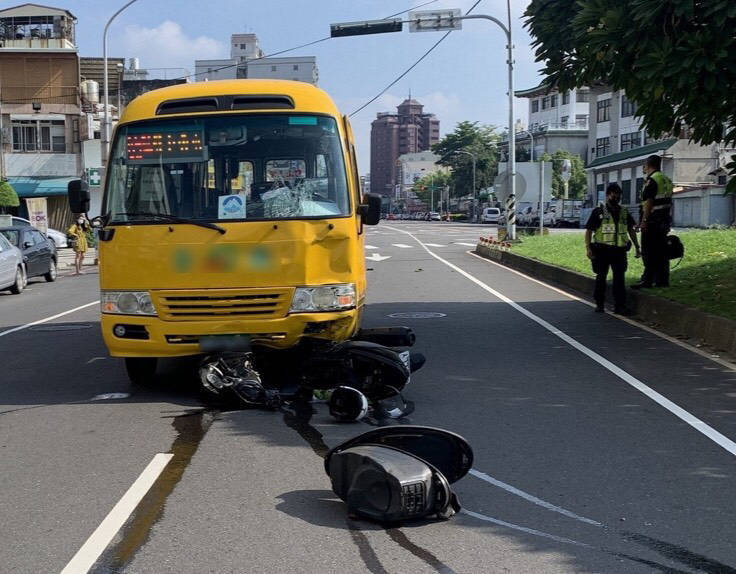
left=481, top=207, right=501, bottom=223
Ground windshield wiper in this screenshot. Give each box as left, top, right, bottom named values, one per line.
left=114, top=212, right=226, bottom=234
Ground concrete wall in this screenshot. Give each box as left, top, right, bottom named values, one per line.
left=673, top=185, right=734, bottom=227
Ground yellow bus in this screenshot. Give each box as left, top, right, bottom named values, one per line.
left=69, top=79, right=382, bottom=384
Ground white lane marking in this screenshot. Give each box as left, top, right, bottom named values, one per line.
left=366, top=253, right=391, bottom=262
left=365, top=245, right=378, bottom=250
left=90, top=393, right=130, bottom=401
left=391, top=243, right=413, bottom=249
left=423, top=243, right=446, bottom=247
left=0, top=301, right=99, bottom=338
left=466, top=250, right=736, bottom=373
left=386, top=226, right=736, bottom=458
left=469, top=469, right=602, bottom=526
left=455, top=242, right=477, bottom=247
left=86, top=357, right=106, bottom=364
left=461, top=509, right=592, bottom=548
left=61, top=453, right=173, bottom=574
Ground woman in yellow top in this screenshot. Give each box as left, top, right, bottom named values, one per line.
left=67, top=216, right=89, bottom=275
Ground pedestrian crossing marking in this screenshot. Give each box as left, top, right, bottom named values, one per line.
left=392, top=243, right=413, bottom=248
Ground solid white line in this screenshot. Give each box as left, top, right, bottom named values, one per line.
left=391, top=243, right=413, bottom=249
left=61, top=453, right=174, bottom=574
left=469, top=469, right=602, bottom=526
left=385, top=226, right=736, bottom=458
left=0, top=300, right=99, bottom=338
left=461, top=509, right=592, bottom=548
left=466, top=250, right=736, bottom=372
left=423, top=243, right=446, bottom=247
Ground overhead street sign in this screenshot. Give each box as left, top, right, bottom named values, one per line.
left=409, top=9, right=463, bottom=32
left=330, top=19, right=402, bottom=37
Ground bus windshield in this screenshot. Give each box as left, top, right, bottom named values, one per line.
left=104, top=114, right=351, bottom=223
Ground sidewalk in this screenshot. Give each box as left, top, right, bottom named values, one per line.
left=56, top=247, right=98, bottom=272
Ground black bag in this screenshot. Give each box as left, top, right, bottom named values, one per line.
left=666, top=235, right=684, bottom=260
left=66, top=234, right=78, bottom=249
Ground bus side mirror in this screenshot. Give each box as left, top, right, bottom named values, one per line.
left=360, top=194, right=382, bottom=226
left=68, top=180, right=90, bottom=214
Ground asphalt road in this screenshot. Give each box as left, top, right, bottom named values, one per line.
left=1, top=221, right=735, bottom=573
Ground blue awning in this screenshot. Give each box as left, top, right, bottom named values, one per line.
left=8, top=177, right=75, bottom=198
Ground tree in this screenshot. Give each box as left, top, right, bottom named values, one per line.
left=431, top=121, right=500, bottom=199
left=0, top=180, right=19, bottom=214
left=524, top=0, right=736, bottom=194
left=412, top=171, right=452, bottom=207
left=540, top=150, right=587, bottom=199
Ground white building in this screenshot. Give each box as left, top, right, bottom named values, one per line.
left=231, top=33, right=263, bottom=63
left=194, top=58, right=237, bottom=81
left=245, top=56, right=318, bottom=85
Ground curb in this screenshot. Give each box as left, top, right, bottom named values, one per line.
left=474, top=242, right=736, bottom=358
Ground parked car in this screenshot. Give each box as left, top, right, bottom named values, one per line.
left=481, top=207, right=501, bottom=223
left=0, top=226, right=58, bottom=282
left=0, top=232, right=25, bottom=294
left=10, top=216, right=68, bottom=248
left=517, top=206, right=533, bottom=226
left=429, top=212, right=441, bottom=221
left=531, top=211, right=557, bottom=227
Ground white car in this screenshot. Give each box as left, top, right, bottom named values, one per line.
left=0, top=232, right=25, bottom=294
left=429, top=212, right=441, bottom=221
left=481, top=207, right=501, bottom=223
left=11, top=216, right=68, bottom=248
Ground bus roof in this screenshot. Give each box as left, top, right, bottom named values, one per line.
left=120, top=79, right=342, bottom=124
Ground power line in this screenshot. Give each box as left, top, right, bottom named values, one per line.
left=349, top=0, right=483, bottom=117
left=175, top=0, right=440, bottom=82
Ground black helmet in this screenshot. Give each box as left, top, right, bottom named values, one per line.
left=329, top=386, right=369, bottom=421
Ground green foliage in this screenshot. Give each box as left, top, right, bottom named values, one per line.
left=525, top=0, right=736, bottom=189
left=0, top=180, right=20, bottom=212
left=412, top=171, right=451, bottom=205
left=540, top=150, right=587, bottom=199
left=431, top=121, right=500, bottom=199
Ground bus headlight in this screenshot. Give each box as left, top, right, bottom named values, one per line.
left=290, top=284, right=356, bottom=313
left=101, top=291, right=157, bottom=316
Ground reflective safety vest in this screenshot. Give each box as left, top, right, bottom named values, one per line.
left=648, top=171, right=673, bottom=215
left=593, top=204, right=629, bottom=247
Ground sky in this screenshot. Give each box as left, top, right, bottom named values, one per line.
left=31, top=0, right=543, bottom=172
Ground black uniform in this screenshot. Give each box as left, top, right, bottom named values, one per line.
left=639, top=174, right=671, bottom=287
left=586, top=203, right=635, bottom=310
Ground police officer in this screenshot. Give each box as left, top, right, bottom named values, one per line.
left=585, top=183, right=641, bottom=314
left=632, top=154, right=673, bottom=288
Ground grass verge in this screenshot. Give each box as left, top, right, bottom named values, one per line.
left=512, top=229, right=736, bottom=321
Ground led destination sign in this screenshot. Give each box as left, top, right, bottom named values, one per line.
left=126, top=127, right=205, bottom=164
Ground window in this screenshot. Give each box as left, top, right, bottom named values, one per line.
left=240, top=43, right=246, bottom=49
left=271, top=65, right=277, bottom=72
left=531, top=99, right=539, bottom=113
left=561, top=116, right=568, bottom=126
left=620, top=131, right=642, bottom=151
left=293, top=64, right=299, bottom=71
left=550, top=94, right=558, bottom=107
left=541, top=96, right=549, bottom=110
left=104, top=114, right=351, bottom=223
left=596, top=99, right=611, bottom=123
left=621, top=94, right=637, bottom=117
left=11, top=119, right=65, bottom=153
left=562, top=91, right=570, bottom=105
left=595, top=137, right=611, bottom=157
left=577, top=89, right=590, bottom=103
left=621, top=179, right=632, bottom=205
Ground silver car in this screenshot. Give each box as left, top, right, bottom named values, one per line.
left=0, top=232, right=25, bottom=294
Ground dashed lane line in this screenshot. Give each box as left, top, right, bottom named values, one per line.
left=391, top=243, right=413, bottom=249
left=386, top=225, right=736, bottom=458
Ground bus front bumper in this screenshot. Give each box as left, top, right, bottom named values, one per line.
left=101, top=310, right=360, bottom=358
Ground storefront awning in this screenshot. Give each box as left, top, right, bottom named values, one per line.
left=7, top=177, right=75, bottom=198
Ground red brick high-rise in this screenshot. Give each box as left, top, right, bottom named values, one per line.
left=370, top=98, right=440, bottom=196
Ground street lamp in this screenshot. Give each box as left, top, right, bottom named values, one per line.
left=102, top=0, right=139, bottom=166
left=330, top=4, right=516, bottom=238
left=454, top=149, right=477, bottom=222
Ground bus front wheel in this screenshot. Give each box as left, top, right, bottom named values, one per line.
left=125, top=357, right=158, bottom=386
